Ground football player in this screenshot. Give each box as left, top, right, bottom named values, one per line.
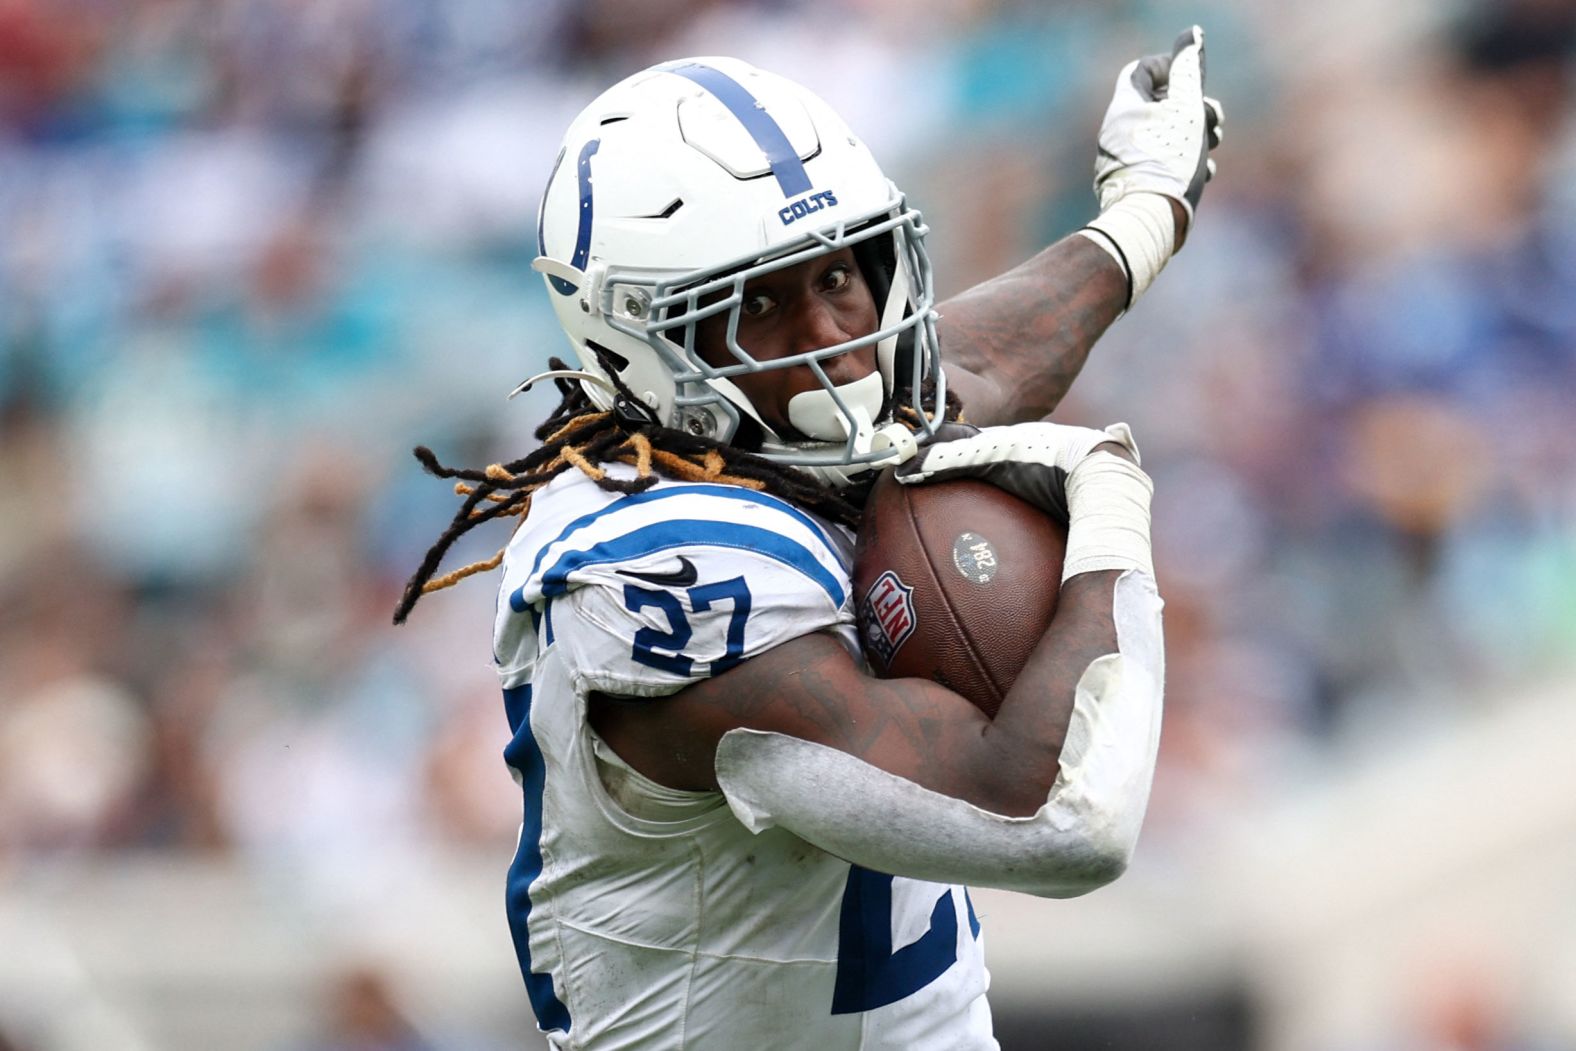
left=397, top=29, right=1220, bottom=1050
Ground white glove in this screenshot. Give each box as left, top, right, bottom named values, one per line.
left=1078, top=26, right=1223, bottom=308
left=1093, top=25, right=1224, bottom=220
left=894, top=421, right=1139, bottom=522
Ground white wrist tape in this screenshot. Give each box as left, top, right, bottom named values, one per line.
left=714, top=571, right=1165, bottom=898
left=1063, top=451, right=1154, bottom=580
left=1076, top=192, right=1177, bottom=309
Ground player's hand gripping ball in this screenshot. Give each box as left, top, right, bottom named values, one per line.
left=853, top=421, right=1138, bottom=717
left=852, top=469, right=1067, bottom=719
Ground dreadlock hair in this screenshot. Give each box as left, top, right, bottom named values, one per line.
left=394, top=358, right=960, bottom=624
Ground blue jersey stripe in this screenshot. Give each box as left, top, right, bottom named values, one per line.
left=514, top=483, right=841, bottom=612
left=501, top=685, right=573, bottom=1035
left=522, top=519, right=844, bottom=610
left=660, top=62, right=814, bottom=199
left=832, top=867, right=959, bottom=1015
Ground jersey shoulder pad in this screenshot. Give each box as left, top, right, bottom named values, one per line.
left=495, top=472, right=853, bottom=696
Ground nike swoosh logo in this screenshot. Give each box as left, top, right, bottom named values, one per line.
left=617, top=555, right=699, bottom=588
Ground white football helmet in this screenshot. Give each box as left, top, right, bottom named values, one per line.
left=530, top=57, right=945, bottom=487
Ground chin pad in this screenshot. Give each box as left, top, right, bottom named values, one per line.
left=786, top=370, right=884, bottom=445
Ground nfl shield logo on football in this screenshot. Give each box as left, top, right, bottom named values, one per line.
left=861, top=570, right=916, bottom=666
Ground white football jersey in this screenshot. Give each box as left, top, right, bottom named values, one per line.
left=493, top=465, right=997, bottom=1050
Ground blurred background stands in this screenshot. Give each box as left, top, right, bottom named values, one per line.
left=2, top=0, right=1575, bottom=1048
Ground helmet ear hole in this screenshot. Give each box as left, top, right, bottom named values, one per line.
left=729, top=412, right=766, bottom=453
left=587, top=340, right=630, bottom=375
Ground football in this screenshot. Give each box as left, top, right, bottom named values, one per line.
left=852, top=470, right=1067, bottom=718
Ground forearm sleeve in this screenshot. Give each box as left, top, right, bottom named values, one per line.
left=715, top=570, right=1165, bottom=897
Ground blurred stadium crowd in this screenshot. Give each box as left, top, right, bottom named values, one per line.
left=2, top=0, right=1575, bottom=1047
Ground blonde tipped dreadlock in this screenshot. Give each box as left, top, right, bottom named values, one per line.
left=393, top=358, right=951, bottom=624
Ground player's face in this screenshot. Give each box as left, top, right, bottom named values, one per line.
left=694, top=248, right=880, bottom=441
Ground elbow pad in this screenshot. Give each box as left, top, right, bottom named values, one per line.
left=715, top=571, right=1165, bottom=897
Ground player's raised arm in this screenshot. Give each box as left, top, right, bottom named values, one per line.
left=590, top=423, right=1162, bottom=898
left=943, top=26, right=1224, bottom=426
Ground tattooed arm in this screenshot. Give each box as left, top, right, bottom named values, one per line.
left=939, top=199, right=1189, bottom=426
left=588, top=436, right=1147, bottom=821
left=590, top=569, right=1125, bottom=818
